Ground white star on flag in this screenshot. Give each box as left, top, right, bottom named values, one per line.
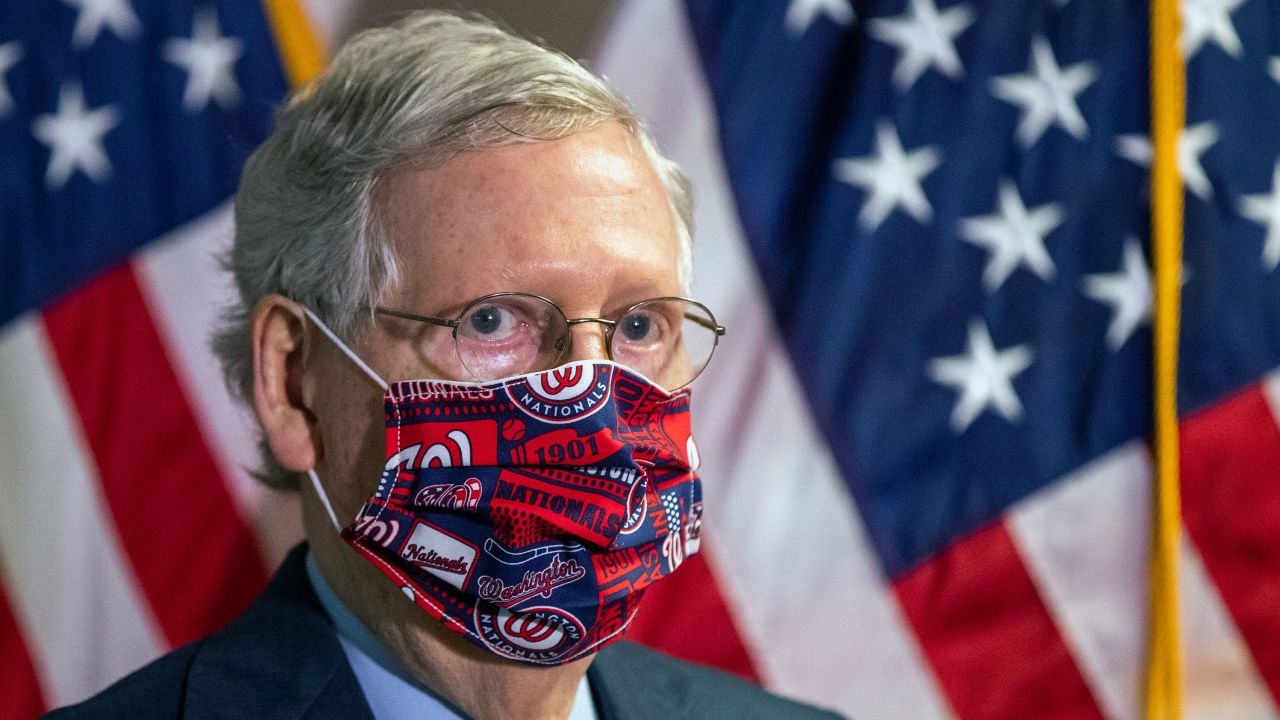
left=785, top=0, right=855, bottom=35
left=928, top=319, right=1034, bottom=433
left=959, top=180, right=1064, bottom=292
left=991, top=37, right=1097, bottom=148
left=833, top=121, right=942, bottom=231
left=1269, top=56, right=1280, bottom=84
left=1082, top=238, right=1153, bottom=350
left=164, top=9, right=243, bottom=112
left=868, top=0, right=974, bottom=90
left=1239, top=160, right=1280, bottom=271
left=1181, top=0, right=1247, bottom=60
left=32, top=82, right=120, bottom=190
left=1115, top=123, right=1219, bottom=201
left=61, top=0, right=140, bottom=50
left=0, top=41, right=21, bottom=117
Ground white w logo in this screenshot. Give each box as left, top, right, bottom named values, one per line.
left=420, top=429, right=473, bottom=468
left=530, top=364, right=592, bottom=400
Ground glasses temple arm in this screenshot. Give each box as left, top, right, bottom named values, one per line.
left=683, top=312, right=726, bottom=336
left=374, top=307, right=460, bottom=329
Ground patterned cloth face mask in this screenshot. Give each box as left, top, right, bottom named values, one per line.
left=303, top=308, right=704, bottom=665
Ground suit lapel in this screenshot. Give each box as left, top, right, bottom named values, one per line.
left=588, top=642, right=685, bottom=720
left=183, top=545, right=375, bottom=720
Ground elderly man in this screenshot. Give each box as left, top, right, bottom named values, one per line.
left=48, top=11, right=839, bottom=720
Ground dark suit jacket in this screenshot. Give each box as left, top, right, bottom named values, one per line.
left=45, top=545, right=843, bottom=719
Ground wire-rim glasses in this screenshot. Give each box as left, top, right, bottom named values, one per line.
left=375, top=292, right=726, bottom=391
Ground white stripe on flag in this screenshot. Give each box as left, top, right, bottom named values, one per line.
left=134, top=203, right=303, bottom=566
left=599, top=4, right=954, bottom=718
left=1179, top=529, right=1278, bottom=719
left=0, top=317, right=166, bottom=707
left=1008, top=442, right=1277, bottom=720
left=1263, top=369, right=1280, bottom=424
left=1007, top=443, right=1148, bottom=720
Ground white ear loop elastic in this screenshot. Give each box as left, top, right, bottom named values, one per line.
left=299, top=306, right=390, bottom=532
left=301, top=307, right=390, bottom=391
left=308, top=468, right=343, bottom=532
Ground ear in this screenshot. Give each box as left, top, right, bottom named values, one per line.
left=251, top=294, right=320, bottom=472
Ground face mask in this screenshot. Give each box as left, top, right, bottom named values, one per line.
left=303, top=309, right=703, bottom=665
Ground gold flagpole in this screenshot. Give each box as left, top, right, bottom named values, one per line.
left=1147, top=0, right=1185, bottom=716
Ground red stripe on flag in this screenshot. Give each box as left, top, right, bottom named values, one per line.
left=626, top=544, right=761, bottom=682
left=1180, top=384, right=1280, bottom=704
left=41, top=263, right=268, bottom=648
left=893, top=520, right=1105, bottom=720
left=0, top=575, right=45, bottom=720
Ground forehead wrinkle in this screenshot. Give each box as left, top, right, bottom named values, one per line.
left=378, top=125, right=682, bottom=313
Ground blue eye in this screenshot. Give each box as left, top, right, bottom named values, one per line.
left=619, top=314, right=653, bottom=342
left=469, top=306, right=504, bottom=335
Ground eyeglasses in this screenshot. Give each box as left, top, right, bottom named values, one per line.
left=375, top=292, right=726, bottom=391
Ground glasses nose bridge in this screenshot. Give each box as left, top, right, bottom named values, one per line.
left=561, top=316, right=615, bottom=360
left=565, top=316, right=616, bottom=330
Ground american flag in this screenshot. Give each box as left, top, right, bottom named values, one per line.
left=2, top=0, right=1278, bottom=719
left=600, top=0, right=1280, bottom=718
left=0, top=0, right=300, bottom=716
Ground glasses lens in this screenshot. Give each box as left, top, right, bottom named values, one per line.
left=454, top=294, right=567, bottom=381
left=610, top=299, right=719, bottom=390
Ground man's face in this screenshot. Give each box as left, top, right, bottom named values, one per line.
left=306, top=121, right=685, bottom=538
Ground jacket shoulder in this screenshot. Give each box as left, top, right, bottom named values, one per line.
left=590, top=642, right=845, bottom=720
left=41, top=641, right=203, bottom=719
left=40, top=545, right=368, bottom=720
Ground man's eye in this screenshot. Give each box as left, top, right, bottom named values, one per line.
left=619, top=314, right=654, bottom=342
left=467, top=306, right=515, bottom=337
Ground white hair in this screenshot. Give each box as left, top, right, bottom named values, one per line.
left=212, top=11, right=693, bottom=489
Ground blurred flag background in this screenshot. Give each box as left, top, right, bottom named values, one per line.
left=2, top=1, right=1279, bottom=719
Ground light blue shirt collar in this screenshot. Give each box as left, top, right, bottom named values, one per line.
left=305, top=552, right=597, bottom=720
